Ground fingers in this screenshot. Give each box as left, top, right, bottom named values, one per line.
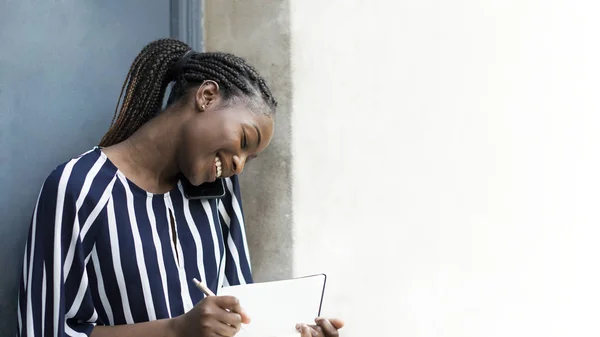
left=211, top=321, right=238, bottom=337
left=328, top=318, right=345, bottom=330
left=315, top=317, right=340, bottom=336
left=297, top=317, right=344, bottom=337
left=239, top=307, right=251, bottom=324
left=296, top=323, right=322, bottom=337
left=307, top=324, right=324, bottom=337
left=212, top=295, right=251, bottom=323
left=208, top=311, right=242, bottom=337
left=213, top=296, right=242, bottom=313
left=300, top=325, right=312, bottom=337
left=216, top=310, right=242, bottom=328
left=297, top=324, right=317, bottom=337
left=198, top=297, right=246, bottom=336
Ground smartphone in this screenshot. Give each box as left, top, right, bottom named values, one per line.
left=180, top=175, right=226, bottom=200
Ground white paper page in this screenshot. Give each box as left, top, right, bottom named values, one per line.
left=217, top=274, right=326, bottom=337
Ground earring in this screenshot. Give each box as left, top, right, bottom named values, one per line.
left=201, top=104, right=206, bottom=111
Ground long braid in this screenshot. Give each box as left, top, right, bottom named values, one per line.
left=99, top=38, right=277, bottom=147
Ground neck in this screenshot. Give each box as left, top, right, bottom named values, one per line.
left=105, top=111, right=183, bottom=194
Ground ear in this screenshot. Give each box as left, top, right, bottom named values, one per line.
left=194, top=80, right=221, bottom=112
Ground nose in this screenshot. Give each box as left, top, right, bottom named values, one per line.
left=232, top=155, right=246, bottom=175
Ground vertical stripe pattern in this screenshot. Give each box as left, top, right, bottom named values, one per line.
left=18, top=148, right=253, bottom=336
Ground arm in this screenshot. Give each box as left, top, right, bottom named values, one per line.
left=18, top=164, right=99, bottom=337
left=90, top=319, right=175, bottom=337
left=91, top=297, right=249, bottom=337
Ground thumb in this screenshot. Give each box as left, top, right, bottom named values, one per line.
left=329, top=318, right=345, bottom=329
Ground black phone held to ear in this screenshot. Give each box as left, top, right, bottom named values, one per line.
left=179, top=175, right=226, bottom=200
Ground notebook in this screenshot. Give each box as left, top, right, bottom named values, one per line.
left=217, top=274, right=327, bottom=337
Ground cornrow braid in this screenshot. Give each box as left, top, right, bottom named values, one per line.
left=99, top=38, right=277, bottom=147
left=169, top=52, right=278, bottom=110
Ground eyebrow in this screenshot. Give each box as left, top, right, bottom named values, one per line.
left=253, top=123, right=262, bottom=149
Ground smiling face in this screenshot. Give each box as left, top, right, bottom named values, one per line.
left=177, top=81, right=275, bottom=186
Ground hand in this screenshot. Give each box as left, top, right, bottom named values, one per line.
left=298, top=324, right=314, bottom=337
left=296, top=317, right=345, bottom=337
left=171, top=296, right=250, bottom=337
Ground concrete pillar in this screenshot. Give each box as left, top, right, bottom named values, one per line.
left=204, top=0, right=293, bottom=282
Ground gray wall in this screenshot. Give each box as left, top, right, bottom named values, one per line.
left=0, top=1, right=181, bottom=334
left=204, top=0, right=293, bottom=282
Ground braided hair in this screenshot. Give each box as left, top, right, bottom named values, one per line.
left=99, top=38, right=277, bottom=147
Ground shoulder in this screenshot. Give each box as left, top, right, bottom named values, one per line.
left=223, top=175, right=243, bottom=203
left=40, top=148, right=117, bottom=205
left=219, top=175, right=245, bottom=216
left=225, top=175, right=241, bottom=195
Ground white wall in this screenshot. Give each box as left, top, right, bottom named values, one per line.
left=291, top=1, right=600, bottom=336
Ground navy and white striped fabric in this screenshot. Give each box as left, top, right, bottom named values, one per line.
left=17, top=148, right=253, bottom=336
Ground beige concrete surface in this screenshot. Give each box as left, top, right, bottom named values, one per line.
left=204, top=0, right=294, bottom=282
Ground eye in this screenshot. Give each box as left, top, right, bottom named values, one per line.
left=241, top=129, right=248, bottom=149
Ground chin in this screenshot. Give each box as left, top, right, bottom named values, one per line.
left=196, top=177, right=212, bottom=186
left=192, top=174, right=215, bottom=186
left=181, top=173, right=201, bottom=186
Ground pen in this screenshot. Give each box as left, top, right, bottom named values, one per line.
left=193, top=278, right=216, bottom=296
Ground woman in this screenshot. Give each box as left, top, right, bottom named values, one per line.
left=18, top=38, right=343, bottom=337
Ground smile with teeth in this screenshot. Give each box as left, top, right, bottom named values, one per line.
left=215, top=156, right=222, bottom=178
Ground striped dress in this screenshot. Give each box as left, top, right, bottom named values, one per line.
left=17, top=147, right=253, bottom=337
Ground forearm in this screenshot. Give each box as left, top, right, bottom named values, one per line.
left=90, top=318, right=177, bottom=337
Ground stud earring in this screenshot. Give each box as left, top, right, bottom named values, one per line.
left=201, top=104, right=206, bottom=111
